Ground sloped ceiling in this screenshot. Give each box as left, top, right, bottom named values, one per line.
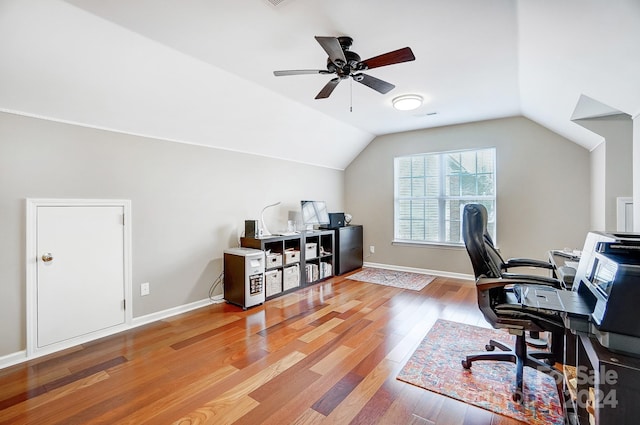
left=1, top=0, right=638, bottom=170
left=518, top=0, right=640, bottom=147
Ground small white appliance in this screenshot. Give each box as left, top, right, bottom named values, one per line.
left=223, top=248, right=265, bottom=309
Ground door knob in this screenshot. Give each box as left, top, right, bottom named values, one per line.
left=41, top=253, right=54, bottom=262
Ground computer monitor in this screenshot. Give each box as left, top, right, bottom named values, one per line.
left=300, top=200, right=330, bottom=231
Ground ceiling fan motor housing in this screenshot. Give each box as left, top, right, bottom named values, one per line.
left=337, top=36, right=353, bottom=50
left=328, top=50, right=362, bottom=77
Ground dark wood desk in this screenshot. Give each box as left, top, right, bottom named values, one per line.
left=548, top=251, right=640, bottom=424
left=564, top=332, right=640, bottom=425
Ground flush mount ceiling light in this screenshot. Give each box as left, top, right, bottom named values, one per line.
left=392, top=94, right=423, bottom=111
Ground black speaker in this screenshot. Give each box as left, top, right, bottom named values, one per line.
left=245, top=220, right=259, bottom=238
left=328, top=213, right=345, bottom=228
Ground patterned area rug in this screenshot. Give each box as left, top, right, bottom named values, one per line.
left=397, top=319, right=563, bottom=425
left=346, top=267, right=435, bottom=291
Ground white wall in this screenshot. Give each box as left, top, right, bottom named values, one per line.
left=576, top=114, right=633, bottom=231
left=0, top=112, right=344, bottom=358
left=345, top=116, right=591, bottom=275
left=590, top=143, right=606, bottom=231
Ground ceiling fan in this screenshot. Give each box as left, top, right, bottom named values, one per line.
left=273, top=36, right=415, bottom=99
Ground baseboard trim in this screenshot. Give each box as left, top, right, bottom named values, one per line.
left=131, top=297, right=222, bottom=328
left=0, top=350, right=28, bottom=370
left=0, top=296, right=223, bottom=370
left=362, top=262, right=474, bottom=283
left=1, top=267, right=472, bottom=370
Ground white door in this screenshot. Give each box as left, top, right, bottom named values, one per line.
left=27, top=200, right=131, bottom=353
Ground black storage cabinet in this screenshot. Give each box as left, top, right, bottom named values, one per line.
left=334, top=225, right=363, bottom=275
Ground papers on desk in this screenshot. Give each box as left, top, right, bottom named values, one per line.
left=521, top=286, right=529, bottom=303
left=518, top=284, right=592, bottom=316
left=565, top=261, right=579, bottom=269
left=551, top=249, right=581, bottom=260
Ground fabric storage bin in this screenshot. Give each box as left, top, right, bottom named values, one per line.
left=283, top=264, right=300, bottom=291
left=305, top=243, right=317, bottom=259
left=266, top=252, right=282, bottom=268
left=284, top=250, right=300, bottom=264
left=265, top=269, right=282, bottom=297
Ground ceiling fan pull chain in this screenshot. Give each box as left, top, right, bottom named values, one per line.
left=350, top=78, right=353, bottom=112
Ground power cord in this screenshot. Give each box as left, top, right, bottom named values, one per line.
left=208, top=270, right=225, bottom=303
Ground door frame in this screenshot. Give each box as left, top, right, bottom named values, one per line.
left=616, top=197, right=633, bottom=232
left=25, top=198, right=133, bottom=357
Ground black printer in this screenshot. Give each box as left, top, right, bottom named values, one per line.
left=573, top=231, right=640, bottom=356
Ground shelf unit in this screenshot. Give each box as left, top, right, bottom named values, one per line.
left=240, top=230, right=334, bottom=300
left=302, top=230, right=334, bottom=284
left=564, top=332, right=640, bottom=424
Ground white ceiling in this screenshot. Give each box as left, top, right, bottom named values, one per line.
left=1, top=0, right=639, bottom=170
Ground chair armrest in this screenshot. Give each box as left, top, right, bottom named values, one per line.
left=502, top=258, right=554, bottom=270
left=476, top=276, right=560, bottom=291
left=501, top=273, right=562, bottom=288
left=494, top=304, right=563, bottom=324
left=476, top=277, right=516, bottom=291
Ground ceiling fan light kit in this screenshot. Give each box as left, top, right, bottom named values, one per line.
left=392, top=94, right=423, bottom=111
left=274, top=36, right=415, bottom=100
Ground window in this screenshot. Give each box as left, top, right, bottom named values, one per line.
left=394, top=148, right=496, bottom=245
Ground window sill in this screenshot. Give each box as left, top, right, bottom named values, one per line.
left=392, top=240, right=466, bottom=250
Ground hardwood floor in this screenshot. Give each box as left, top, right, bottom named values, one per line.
left=0, top=273, right=526, bottom=425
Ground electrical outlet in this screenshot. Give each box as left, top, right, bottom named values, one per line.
left=140, top=282, right=150, bottom=296
left=369, top=245, right=375, bottom=254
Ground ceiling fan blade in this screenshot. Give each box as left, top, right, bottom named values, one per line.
left=353, top=73, right=395, bottom=94
left=274, top=69, right=329, bottom=76
left=360, top=47, right=415, bottom=70
left=315, top=78, right=341, bottom=99
left=315, top=36, right=347, bottom=65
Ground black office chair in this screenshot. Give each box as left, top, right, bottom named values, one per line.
left=461, top=203, right=564, bottom=402
left=474, top=205, right=562, bottom=287
left=473, top=204, right=565, bottom=348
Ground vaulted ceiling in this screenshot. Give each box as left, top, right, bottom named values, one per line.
left=1, top=0, right=639, bottom=170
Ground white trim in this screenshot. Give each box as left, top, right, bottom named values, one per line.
left=131, top=297, right=218, bottom=328
left=3, top=258, right=473, bottom=370
left=21, top=324, right=134, bottom=362
left=392, top=240, right=466, bottom=249
left=25, top=198, right=133, bottom=357
left=0, top=109, right=348, bottom=171
left=2, top=296, right=221, bottom=370
left=616, top=197, right=633, bottom=232
left=0, top=350, right=28, bottom=370
left=363, top=261, right=475, bottom=283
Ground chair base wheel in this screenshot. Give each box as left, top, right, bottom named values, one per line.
left=485, top=344, right=495, bottom=351
left=525, top=336, right=548, bottom=349
left=512, top=391, right=523, bottom=403
left=461, top=359, right=471, bottom=369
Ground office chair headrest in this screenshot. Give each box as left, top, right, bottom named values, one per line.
left=463, top=204, right=501, bottom=278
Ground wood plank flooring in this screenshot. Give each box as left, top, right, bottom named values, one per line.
left=0, top=272, right=526, bottom=425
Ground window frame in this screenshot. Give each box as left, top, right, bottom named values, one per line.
left=393, top=147, right=497, bottom=247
